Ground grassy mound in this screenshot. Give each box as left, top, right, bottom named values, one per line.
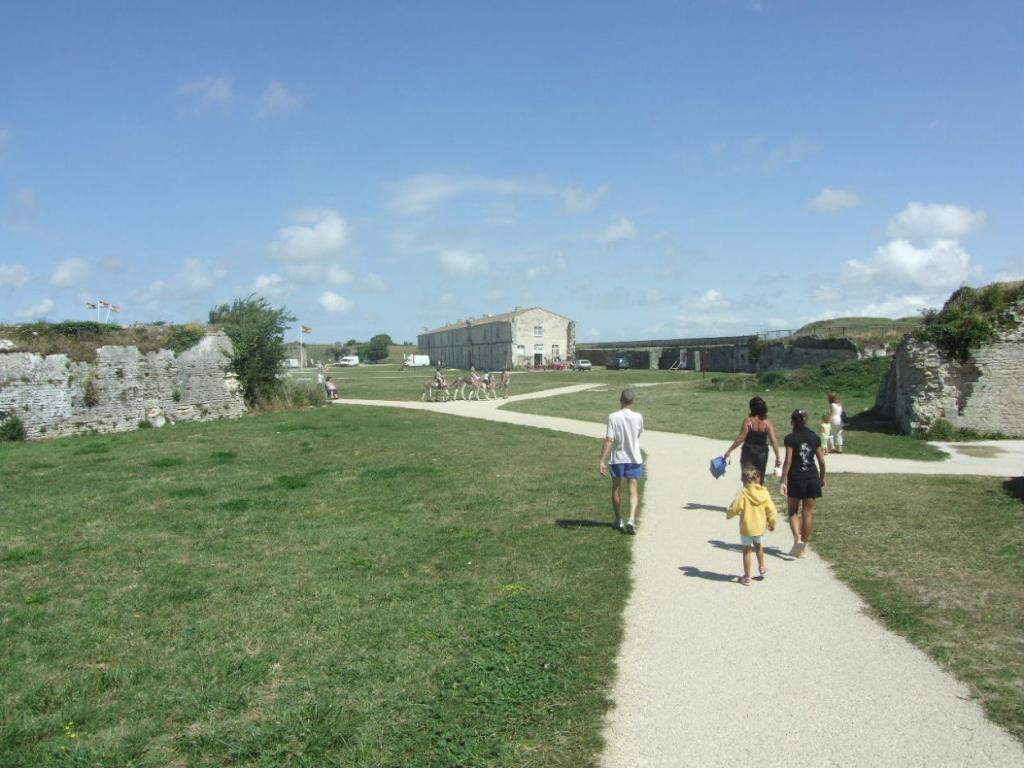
left=0, top=322, right=207, bottom=362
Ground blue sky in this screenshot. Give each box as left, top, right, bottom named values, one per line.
left=1, top=1, right=1021, bottom=343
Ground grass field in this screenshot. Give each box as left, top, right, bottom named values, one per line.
left=816, top=474, right=1024, bottom=742
left=0, top=407, right=631, bottom=767
left=500, top=378, right=946, bottom=461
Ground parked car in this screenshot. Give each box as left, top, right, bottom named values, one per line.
left=337, top=355, right=360, bottom=367
left=573, top=359, right=592, bottom=371
left=606, top=357, right=630, bottom=370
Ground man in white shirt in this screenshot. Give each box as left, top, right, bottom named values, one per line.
left=599, top=389, right=644, bottom=534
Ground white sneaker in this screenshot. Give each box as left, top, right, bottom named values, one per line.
left=612, top=519, right=624, bottom=531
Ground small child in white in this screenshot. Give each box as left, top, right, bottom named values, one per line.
left=727, top=465, right=778, bottom=586
left=820, top=414, right=832, bottom=454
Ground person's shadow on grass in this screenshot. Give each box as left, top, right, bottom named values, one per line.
left=678, top=565, right=737, bottom=582
left=556, top=518, right=618, bottom=530
left=708, top=539, right=790, bottom=560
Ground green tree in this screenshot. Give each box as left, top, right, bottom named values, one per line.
left=209, top=295, right=296, bottom=405
left=358, top=333, right=391, bottom=363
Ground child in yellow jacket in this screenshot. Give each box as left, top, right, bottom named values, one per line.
left=727, top=465, right=779, bottom=586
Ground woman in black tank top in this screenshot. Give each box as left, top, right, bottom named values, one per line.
left=723, top=396, right=781, bottom=483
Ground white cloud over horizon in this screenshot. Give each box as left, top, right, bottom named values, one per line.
left=386, top=173, right=610, bottom=216
left=51, top=257, right=91, bottom=288
left=845, top=239, right=980, bottom=291
left=0, top=263, right=31, bottom=288
left=16, top=297, right=55, bottom=319
left=887, top=202, right=987, bottom=242
left=258, top=80, right=304, bottom=117
left=177, top=76, right=234, bottom=114
left=438, top=249, right=488, bottom=277
left=807, top=187, right=862, bottom=213
left=596, top=217, right=636, bottom=244
left=319, top=290, right=353, bottom=313
left=268, top=209, right=350, bottom=262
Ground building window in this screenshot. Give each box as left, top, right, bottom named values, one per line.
left=517, top=345, right=526, bottom=357
left=533, top=325, right=542, bottom=337
left=551, top=344, right=559, bottom=359
left=534, top=343, right=544, bottom=353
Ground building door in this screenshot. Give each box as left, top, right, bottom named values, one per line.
left=534, top=353, right=543, bottom=366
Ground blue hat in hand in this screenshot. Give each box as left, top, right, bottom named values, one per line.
left=709, top=456, right=727, bottom=479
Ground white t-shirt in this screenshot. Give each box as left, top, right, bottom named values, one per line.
left=606, top=408, right=644, bottom=465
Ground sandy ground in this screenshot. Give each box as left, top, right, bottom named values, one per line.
left=338, top=385, right=1024, bottom=767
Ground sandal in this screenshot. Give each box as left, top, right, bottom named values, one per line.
left=739, top=575, right=752, bottom=586
left=759, top=566, right=767, bottom=578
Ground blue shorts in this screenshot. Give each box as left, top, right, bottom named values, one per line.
left=610, top=463, right=644, bottom=479
left=741, top=534, right=764, bottom=547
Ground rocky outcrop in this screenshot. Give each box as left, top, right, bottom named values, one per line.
left=0, top=332, right=246, bottom=440
left=874, top=309, right=1024, bottom=436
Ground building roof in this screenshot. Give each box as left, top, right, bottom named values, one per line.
left=420, top=306, right=571, bottom=335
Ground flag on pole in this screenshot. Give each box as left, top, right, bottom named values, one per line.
left=98, top=299, right=110, bottom=308
left=85, top=302, right=98, bottom=309
left=301, top=325, right=313, bottom=334
left=109, top=304, right=122, bottom=312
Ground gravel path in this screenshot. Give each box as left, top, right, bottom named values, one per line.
left=338, top=386, right=1024, bottom=767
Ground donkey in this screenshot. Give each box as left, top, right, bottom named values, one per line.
left=421, top=379, right=450, bottom=402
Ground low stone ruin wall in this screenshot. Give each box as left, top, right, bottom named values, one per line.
left=0, top=332, right=246, bottom=440
left=874, top=318, right=1024, bottom=436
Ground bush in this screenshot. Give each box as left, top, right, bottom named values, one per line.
left=83, top=376, right=99, bottom=407
left=917, top=282, right=1024, bottom=364
left=921, top=418, right=955, bottom=441
left=168, top=323, right=206, bottom=354
left=209, top=295, right=295, bottom=406
left=0, top=415, right=26, bottom=442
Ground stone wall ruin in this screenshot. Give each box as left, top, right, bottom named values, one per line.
left=0, top=332, right=246, bottom=440
left=874, top=306, right=1024, bottom=437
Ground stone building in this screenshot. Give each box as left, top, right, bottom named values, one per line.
left=418, top=307, right=575, bottom=369
left=874, top=302, right=1024, bottom=437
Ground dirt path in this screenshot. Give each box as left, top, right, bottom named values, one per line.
left=338, top=386, right=1024, bottom=767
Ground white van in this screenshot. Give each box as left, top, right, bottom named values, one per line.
left=337, top=355, right=360, bottom=367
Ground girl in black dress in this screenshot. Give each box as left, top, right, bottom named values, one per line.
left=723, top=396, right=781, bottom=483
left=780, top=409, right=827, bottom=558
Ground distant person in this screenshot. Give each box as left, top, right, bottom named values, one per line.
left=727, top=464, right=778, bottom=585
left=820, top=413, right=833, bottom=454
left=324, top=377, right=339, bottom=400
left=828, top=392, right=845, bottom=454
left=780, top=409, right=826, bottom=558
left=722, top=396, right=781, bottom=483
left=316, top=369, right=326, bottom=392
left=499, top=368, right=511, bottom=398
left=598, top=389, right=644, bottom=534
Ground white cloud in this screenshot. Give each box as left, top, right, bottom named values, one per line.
left=0, top=126, right=12, bottom=155
left=362, top=272, right=387, bottom=291
left=50, top=257, right=91, bottom=288
left=596, top=217, right=636, bottom=243
left=859, top=294, right=934, bottom=318
left=319, top=291, right=353, bottom=313
left=251, top=273, right=293, bottom=298
left=16, top=298, right=55, bottom=319
left=0, top=263, right=31, bottom=287
left=388, top=174, right=526, bottom=215
left=845, top=239, right=980, bottom=291
left=887, top=202, right=987, bottom=242
left=562, top=183, right=610, bottom=214
left=326, top=265, right=353, bottom=285
left=690, top=288, right=731, bottom=310
left=807, top=187, right=862, bottom=213
left=438, top=249, right=487, bottom=277
left=257, top=80, right=304, bottom=117
left=137, top=258, right=226, bottom=307
left=524, top=254, right=568, bottom=280
left=812, top=284, right=841, bottom=303
left=177, top=76, right=234, bottom=114
left=268, top=209, right=350, bottom=262
left=762, top=137, right=819, bottom=172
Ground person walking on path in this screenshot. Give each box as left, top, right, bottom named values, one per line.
left=780, top=408, right=826, bottom=558
left=828, top=391, right=845, bottom=454
left=726, top=464, right=778, bottom=585
left=722, top=396, right=781, bottom=483
left=599, top=388, right=644, bottom=534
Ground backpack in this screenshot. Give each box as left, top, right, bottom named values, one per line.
left=709, top=455, right=728, bottom=479
left=840, top=409, right=848, bottom=425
